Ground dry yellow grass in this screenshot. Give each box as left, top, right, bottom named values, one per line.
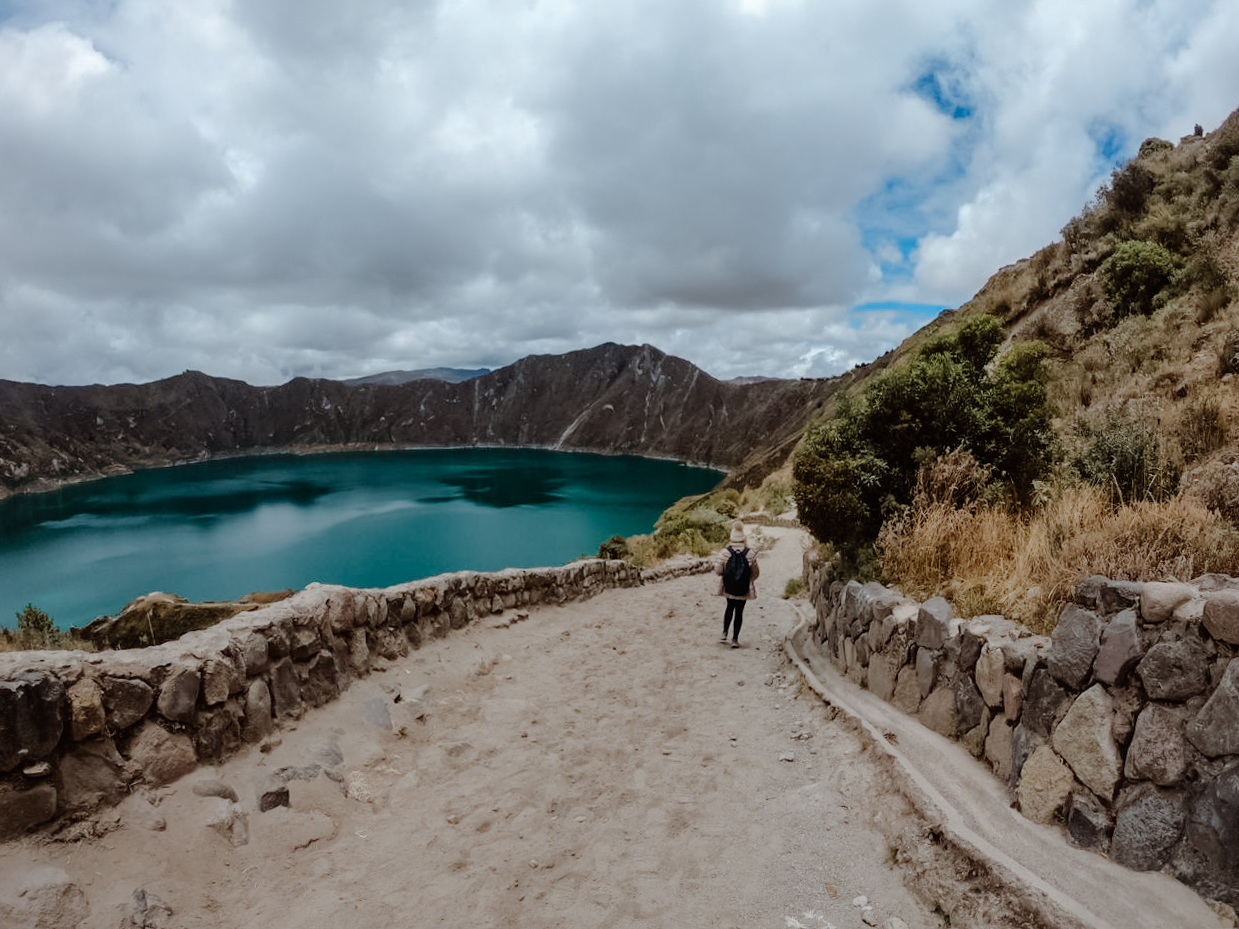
left=878, top=484, right=1239, bottom=635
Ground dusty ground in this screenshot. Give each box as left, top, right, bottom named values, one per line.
left=2, top=528, right=1035, bottom=929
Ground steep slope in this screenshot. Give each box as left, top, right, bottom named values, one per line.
left=0, top=343, right=863, bottom=497
left=809, top=105, right=1239, bottom=497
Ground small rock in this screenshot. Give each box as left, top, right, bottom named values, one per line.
left=119, top=888, right=173, bottom=929
left=852, top=895, right=869, bottom=907
left=192, top=780, right=239, bottom=803
left=344, top=771, right=377, bottom=804
left=884, top=919, right=909, bottom=929
left=124, top=798, right=166, bottom=833
left=862, top=910, right=879, bottom=927
left=779, top=752, right=795, bottom=763
left=275, top=765, right=322, bottom=782
left=21, top=762, right=51, bottom=777
left=259, top=737, right=282, bottom=753
left=205, top=800, right=249, bottom=847
left=258, top=777, right=290, bottom=812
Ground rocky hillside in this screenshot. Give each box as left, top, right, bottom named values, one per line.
left=0, top=343, right=873, bottom=498
left=963, top=108, right=1237, bottom=440
left=816, top=105, right=1239, bottom=508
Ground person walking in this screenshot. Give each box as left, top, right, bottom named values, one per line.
left=714, top=519, right=759, bottom=648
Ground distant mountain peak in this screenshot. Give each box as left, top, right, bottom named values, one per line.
left=341, top=367, right=490, bottom=386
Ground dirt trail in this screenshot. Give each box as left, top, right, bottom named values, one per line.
left=3, top=528, right=1027, bottom=929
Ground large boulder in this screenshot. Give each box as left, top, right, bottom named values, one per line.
left=1065, top=788, right=1112, bottom=850
left=974, top=644, right=1006, bottom=708
left=868, top=654, right=897, bottom=703
left=0, top=784, right=57, bottom=839
left=58, top=738, right=128, bottom=814
left=1022, top=669, right=1070, bottom=738
left=66, top=678, right=105, bottom=741
left=1092, top=610, right=1143, bottom=686
left=1111, top=783, right=1187, bottom=872
left=1203, top=589, right=1239, bottom=645
left=127, top=721, right=197, bottom=787
left=918, top=688, right=958, bottom=739
left=1046, top=605, right=1102, bottom=689
left=1126, top=704, right=1189, bottom=786
left=241, top=680, right=274, bottom=743
left=1186, top=658, right=1239, bottom=758
left=101, top=677, right=155, bottom=731
left=1137, top=634, right=1211, bottom=701
left=1140, top=581, right=1196, bottom=624
left=1178, top=761, right=1239, bottom=907
left=915, top=597, right=954, bottom=650
left=1016, top=745, right=1074, bottom=824
left=0, top=672, right=65, bottom=773
left=1052, top=684, right=1121, bottom=801
left=156, top=665, right=201, bottom=724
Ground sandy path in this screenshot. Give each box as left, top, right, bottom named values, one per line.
left=3, top=529, right=973, bottom=929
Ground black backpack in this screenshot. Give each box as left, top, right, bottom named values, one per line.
left=722, top=547, right=752, bottom=597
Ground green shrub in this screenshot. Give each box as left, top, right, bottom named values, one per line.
left=793, top=314, right=1056, bottom=559
left=16, top=604, right=64, bottom=650
left=1178, top=393, right=1228, bottom=463
left=1105, top=161, right=1157, bottom=217
left=761, top=479, right=792, bottom=515
left=1073, top=417, right=1181, bottom=504
left=1103, top=240, right=1181, bottom=317
left=598, top=535, right=630, bottom=560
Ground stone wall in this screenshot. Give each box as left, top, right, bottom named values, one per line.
left=800, top=549, right=1239, bottom=907
left=0, top=557, right=710, bottom=839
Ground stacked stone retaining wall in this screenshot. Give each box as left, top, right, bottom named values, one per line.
left=0, top=557, right=699, bottom=839
left=800, top=549, right=1239, bottom=907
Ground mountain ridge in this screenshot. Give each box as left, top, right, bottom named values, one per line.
left=0, top=342, right=875, bottom=498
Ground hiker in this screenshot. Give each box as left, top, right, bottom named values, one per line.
left=714, top=519, right=759, bottom=648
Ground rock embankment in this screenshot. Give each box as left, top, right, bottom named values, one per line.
left=802, top=551, right=1239, bottom=911
left=0, top=556, right=713, bottom=838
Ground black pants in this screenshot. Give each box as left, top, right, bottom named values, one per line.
left=723, top=598, right=746, bottom=640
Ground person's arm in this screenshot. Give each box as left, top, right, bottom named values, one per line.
left=749, top=549, right=760, bottom=579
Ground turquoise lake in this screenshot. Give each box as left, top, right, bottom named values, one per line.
left=0, top=449, right=721, bottom=631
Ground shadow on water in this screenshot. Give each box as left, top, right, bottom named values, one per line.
left=0, top=477, right=333, bottom=535
left=425, top=463, right=567, bottom=508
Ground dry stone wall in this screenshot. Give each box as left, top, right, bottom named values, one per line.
left=0, top=557, right=703, bottom=839
left=801, top=549, right=1239, bottom=907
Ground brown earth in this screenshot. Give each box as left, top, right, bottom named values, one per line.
left=0, top=528, right=1037, bottom=929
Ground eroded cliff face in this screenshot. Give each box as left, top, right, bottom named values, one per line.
left=0, top=343, right=858, bottom=495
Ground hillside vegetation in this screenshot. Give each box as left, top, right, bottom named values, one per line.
left=789, top=105, right=1239, bottom=632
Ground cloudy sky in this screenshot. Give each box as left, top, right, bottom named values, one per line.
left=1, top=0, right=1237, bottom=386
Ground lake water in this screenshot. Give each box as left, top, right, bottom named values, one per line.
left=0, top=449, right=721, bottom=631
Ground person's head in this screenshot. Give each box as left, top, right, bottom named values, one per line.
left=729, top=519, right=746, bottom=545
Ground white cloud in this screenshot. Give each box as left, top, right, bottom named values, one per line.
left=0, top=0, right=1235, bottom=386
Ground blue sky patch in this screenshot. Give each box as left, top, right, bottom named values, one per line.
left=1090, top=120, right=1128, bottom=168
left=912, top=61, right=975, bottom=121
left=852, top=301, right=949, bottom=326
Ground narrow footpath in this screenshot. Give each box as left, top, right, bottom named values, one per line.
left=0, top=527, right=1226, bottom=928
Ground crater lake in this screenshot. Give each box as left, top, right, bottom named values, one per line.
left=0, top=449, right=721, bottom=631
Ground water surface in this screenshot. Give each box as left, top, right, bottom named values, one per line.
left=0, top=449, right=720, bottom=630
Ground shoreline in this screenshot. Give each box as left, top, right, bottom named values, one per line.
left=0, top=441, right=729, bottom=502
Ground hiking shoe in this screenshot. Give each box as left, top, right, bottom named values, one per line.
left=719, top=635, right=729, bottom=643
left=731, top=640, right=740, bottom=649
